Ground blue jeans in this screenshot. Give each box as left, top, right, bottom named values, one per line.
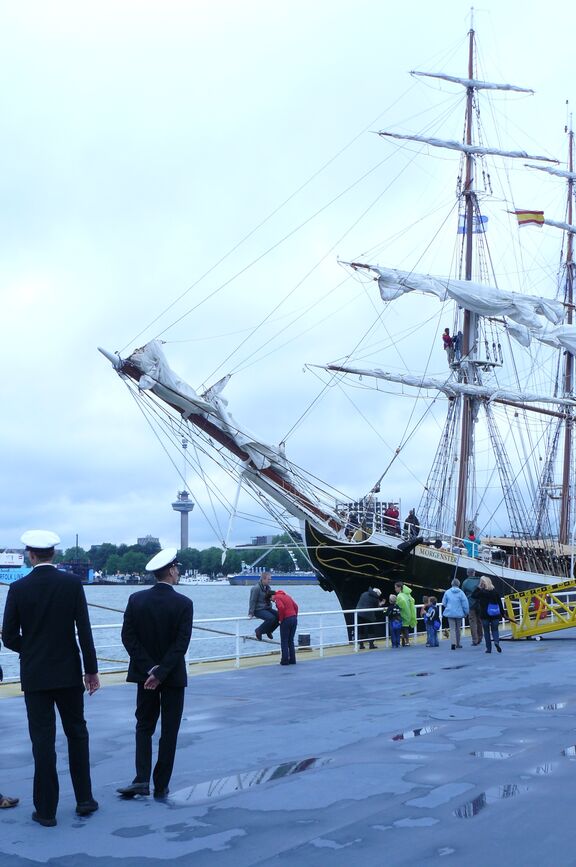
left=254, top=608, right=279, bottom=637
left=390, top=622, right=402, bottom=647
left=280, top=616, right=297, bottom=664
left=482, top=617, right=500, bottom=651
left=426, top=623, right=439, bottom=646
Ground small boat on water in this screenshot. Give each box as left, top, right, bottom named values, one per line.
left=228, top=569, right=319, bottom=586
left=179, top=573, right=229, bottom=585
left=0, top=551, right=30, bottom=585
left=100, top=21, right=576, bottom=621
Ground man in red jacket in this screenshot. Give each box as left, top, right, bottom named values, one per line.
left=270, top=590, right=298, bottom=665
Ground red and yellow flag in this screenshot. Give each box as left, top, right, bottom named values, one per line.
left=514, top=209, right=544, bottom=228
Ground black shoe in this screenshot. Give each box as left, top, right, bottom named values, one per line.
left=485, top=650, right=492, bottom=654
left=451, top=644, right=456, bottom=650
left=496, top=644, right=502, bottom=653
left=117, top=783, right=150, bottom=798
left=153, top=789, right=169, bottom=800
left=76, top=798, right=99, bottom=816
left=32, top=811, right=57, bottom=827
left=255, top=630, right=263, bottom=641
left=358, top=642, right=365, bottom=649
left=266, top=633, right=274, bottom=639
left=280, top=661, right=289, bottom=665
left=369, top=642, right=377, bottom=649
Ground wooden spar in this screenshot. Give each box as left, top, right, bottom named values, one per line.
left=454, top=26, right=477, bottom=540
left=559, top=124, right=575, bottom=544
left=120, top=361, right=342, bottom=533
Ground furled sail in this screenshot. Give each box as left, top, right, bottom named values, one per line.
left=321, top=363, right=576, bottom=408
left=411, top=70, right=534, bottom=93
left=113, top=341, right=293, bottom=477
left=377, top=131, right=556, bottom=163
left=525, top=163, right=576, bottom=181
left=355, top=265, right=564, bottom=328
left=544, top=218, right=576, bottom=234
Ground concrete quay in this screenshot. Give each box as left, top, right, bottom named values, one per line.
left=2, top=634, right=576, bottom=866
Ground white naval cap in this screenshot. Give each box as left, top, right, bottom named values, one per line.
left=145, top=547, right=180, bottom=572
left=21, top=529, right=61, bottom=549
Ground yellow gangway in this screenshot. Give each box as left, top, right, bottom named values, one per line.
left=503, top=579, right=576, bottom=639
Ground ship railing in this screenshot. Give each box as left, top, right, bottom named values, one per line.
left=0, top=601, right=531, bottom=682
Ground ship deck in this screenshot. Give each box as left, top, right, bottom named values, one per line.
left=2, top=634, right=576, bottom=866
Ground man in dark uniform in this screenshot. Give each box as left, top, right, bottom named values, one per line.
left=2, top=530, right=100, bottom=827
left=118, top=547, right=193, bottom=801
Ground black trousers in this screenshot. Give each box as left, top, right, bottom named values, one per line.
left=133, top=683, right=185, bottom=792
left=24, top=687, right=93, bottom=819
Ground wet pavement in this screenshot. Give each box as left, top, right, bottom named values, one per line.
left=2, top=634, right=576, bottom=866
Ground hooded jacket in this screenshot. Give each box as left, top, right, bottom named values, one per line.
left=396, top=585, right=417, bottom=628
left=273, top=590, right=298, bottom=622
left=441, top=586, right=470, bottom=619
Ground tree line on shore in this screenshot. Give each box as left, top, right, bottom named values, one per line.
left=55, top=534, right=311, bottom=577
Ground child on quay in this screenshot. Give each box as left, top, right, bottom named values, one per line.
left=424, top=596, right=440, bottom=647
left=385, top=594, right=403, bottom=648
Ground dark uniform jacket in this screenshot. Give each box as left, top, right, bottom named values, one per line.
left=1, top=564, right=98, bottom=692
left=121, top=582, right=193, bottom=687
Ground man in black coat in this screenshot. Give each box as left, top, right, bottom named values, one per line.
left=2, top=530, right=100, bottom=827
left=118, top=547, right=193, bottom=800
left=356, top=587, right=384, bottom=649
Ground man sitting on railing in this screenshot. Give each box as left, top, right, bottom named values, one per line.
left=248, top=572, right=279, bottom=641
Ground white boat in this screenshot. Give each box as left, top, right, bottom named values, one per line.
left=100, top=23, right=576, bottom=620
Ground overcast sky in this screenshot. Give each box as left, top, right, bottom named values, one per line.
left=1, top=0, right=573, bottom=553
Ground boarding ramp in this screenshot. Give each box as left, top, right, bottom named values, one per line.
left=503, top=579, right=576, bottom=639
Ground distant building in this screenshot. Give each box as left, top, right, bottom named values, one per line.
left=251, top=535, right=276, bottom=547
left=137, top=535, right=160, bottom=547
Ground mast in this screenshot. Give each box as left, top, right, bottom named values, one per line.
left=454, top=26, right=478, bottom=540
left=559, top=119, right=575, bottom=544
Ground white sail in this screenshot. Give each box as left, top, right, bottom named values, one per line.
left=363, top=265, right=564, bottom=328
left=525, top=163, right=576, bottom=181
left=378, top=131, right=556, bottom=163
left=411, top=70, right=534, bottom=93
left=321, top=364, right=576, bottom=407
left=544, top=218, right=576, bottom=234
left=128, top=341, right=292, bottom=478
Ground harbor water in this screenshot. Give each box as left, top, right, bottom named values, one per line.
left=0, top=582, right=348, bottom=681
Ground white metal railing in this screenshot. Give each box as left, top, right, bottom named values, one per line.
left=0, top=607, right=455, bottom=683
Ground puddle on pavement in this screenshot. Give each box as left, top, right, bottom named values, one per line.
left=470, top=751, right=512, bottom=759
left=538, top=702, right=567, bottom=710
left=523, top=763, right=556, bottom=777
left=414, top=672, right=433, bottom=677
left=170, top=756, right=332, bottom=804
left=454, top=784, right=529, bottom=818
left=392, top=726, right=439, bottom=741
left=442, top=665, right=467, bottom=670
left=393, top=817, right=439, bottom=827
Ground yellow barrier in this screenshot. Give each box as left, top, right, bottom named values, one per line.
left=503, top=580, right=576, bottom=639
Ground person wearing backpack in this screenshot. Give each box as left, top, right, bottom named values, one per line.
left=472, top=576, right=505, bottom=654
left=424, top=597, right=440, bottom=647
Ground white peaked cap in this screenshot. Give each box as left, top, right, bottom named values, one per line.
left=21, top=529, right=61, bottom=548
left=145, top=547, right=179, bottom=572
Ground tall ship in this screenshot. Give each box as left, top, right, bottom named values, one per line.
left=100, top=24, right=576, bottom=620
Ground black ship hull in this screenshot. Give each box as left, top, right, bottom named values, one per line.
left=304, top=522, right=569, bottom=628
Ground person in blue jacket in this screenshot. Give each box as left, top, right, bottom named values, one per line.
left=441, top=578, right=469, bottom=649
